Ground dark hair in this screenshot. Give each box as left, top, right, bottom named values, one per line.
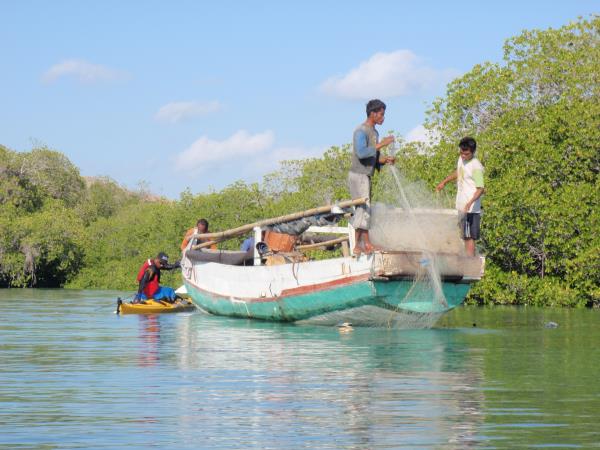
left=366, top=99, right=386, bottom=117
left=197, top=218, right=209, bottom=229
left=459, top=136, right=477, bottom=153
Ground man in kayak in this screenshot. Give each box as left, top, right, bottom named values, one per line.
left=181, top=218, right=217, bottom=251
left=134, top=252, right=180, bottom=303
left=348, top=99, right=396, bottom=255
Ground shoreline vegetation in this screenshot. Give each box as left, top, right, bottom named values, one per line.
left=1, top=17, right=598, bottom=307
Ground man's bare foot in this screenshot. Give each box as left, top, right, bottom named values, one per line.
left=363, top=243, right=383, bottom=254
left=352, top=246, right=362, bottom=257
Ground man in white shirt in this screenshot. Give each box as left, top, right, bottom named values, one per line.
left=436, top=137, right=485, bottom=257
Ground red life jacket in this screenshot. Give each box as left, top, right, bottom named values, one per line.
left=136, top=259, right=160, bottom=298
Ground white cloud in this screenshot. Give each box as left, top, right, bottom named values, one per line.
left=42, top=59, right=126, bottom=84
left=250, top=145, right=326, bottom=174
left=404, top=124, right=440, bottom=145
left=320, top=50, right=455, bottom=99
left=270, top=145, right=325, bottom=161
left=405, top=124, right=428, bottom=143
left=174, top=130, right=276, bottom=172
left=155, top=100, right=223, bottom=123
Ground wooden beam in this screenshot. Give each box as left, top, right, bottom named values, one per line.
left=296, top=236, right=349, bottom=251
left=191, top=198, right=366, bottom=250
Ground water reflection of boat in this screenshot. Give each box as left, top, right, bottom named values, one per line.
left=181, top=200, right=485, bottom=326
left=172, top=315, right=486, bottom=447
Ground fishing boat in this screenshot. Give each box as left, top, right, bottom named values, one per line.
left=116, top=297, right=196, bottom=315
left=180, top=199, right=485, bottom=327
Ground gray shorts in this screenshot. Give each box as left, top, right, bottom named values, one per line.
left=459, top=213, right=481, bottom=240
left=348, top=172, right=371, bottom=230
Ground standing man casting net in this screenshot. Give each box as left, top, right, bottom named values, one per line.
left=348, top=99, right=396, bottom=255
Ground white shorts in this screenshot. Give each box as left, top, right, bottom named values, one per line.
left=347, top=172, right=371, bottom=230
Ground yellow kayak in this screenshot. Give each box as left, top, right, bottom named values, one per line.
left=116, top=297, right=196, bottom=315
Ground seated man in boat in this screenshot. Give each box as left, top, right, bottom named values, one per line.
left=134, top=252, right=180, bottom=303
left=181, top=218, right=217, bottom=251
left=240, top=235, right=255, bottom=252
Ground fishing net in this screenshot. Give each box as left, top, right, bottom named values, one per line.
left=367, top=166, right=463, bottom=327
left=298, top=166, right=464, bottom=329
left=296, top=307, right=444, bottom=329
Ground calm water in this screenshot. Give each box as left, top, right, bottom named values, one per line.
left=1, top=290, right=599, bottom=449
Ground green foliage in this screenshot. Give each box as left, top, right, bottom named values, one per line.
left=76, top=176, right=143, bottom=225
left=0, top=145, right=44, bottom=211
left=262, top=144, right=352, bottom=217
left=0, top=146, right=88, bottom=287
left=67, top=200, right=182, bottom=290
left=467, top=263, right=585, bottom=307
left=0, top=199, right=85, bottom=287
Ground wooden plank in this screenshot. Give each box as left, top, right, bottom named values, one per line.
left=296, top=236, right=349, bottom=251
left=374, top=252, right=484, bottom=280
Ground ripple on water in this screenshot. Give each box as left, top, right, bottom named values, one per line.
left=1, top=290, right=599, bottom=448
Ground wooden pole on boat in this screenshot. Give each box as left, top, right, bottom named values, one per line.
left=191, top=198, right=366, bottom=250
left=296, top=236, right=349, bottom=251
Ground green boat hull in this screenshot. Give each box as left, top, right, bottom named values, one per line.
left=185, top=278, right=470, bottom=323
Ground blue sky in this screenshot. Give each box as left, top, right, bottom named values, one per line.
left=1, top=1, right=596, bottom=198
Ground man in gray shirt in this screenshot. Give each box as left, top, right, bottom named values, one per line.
left=348, top=99, right=395, bottom=255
